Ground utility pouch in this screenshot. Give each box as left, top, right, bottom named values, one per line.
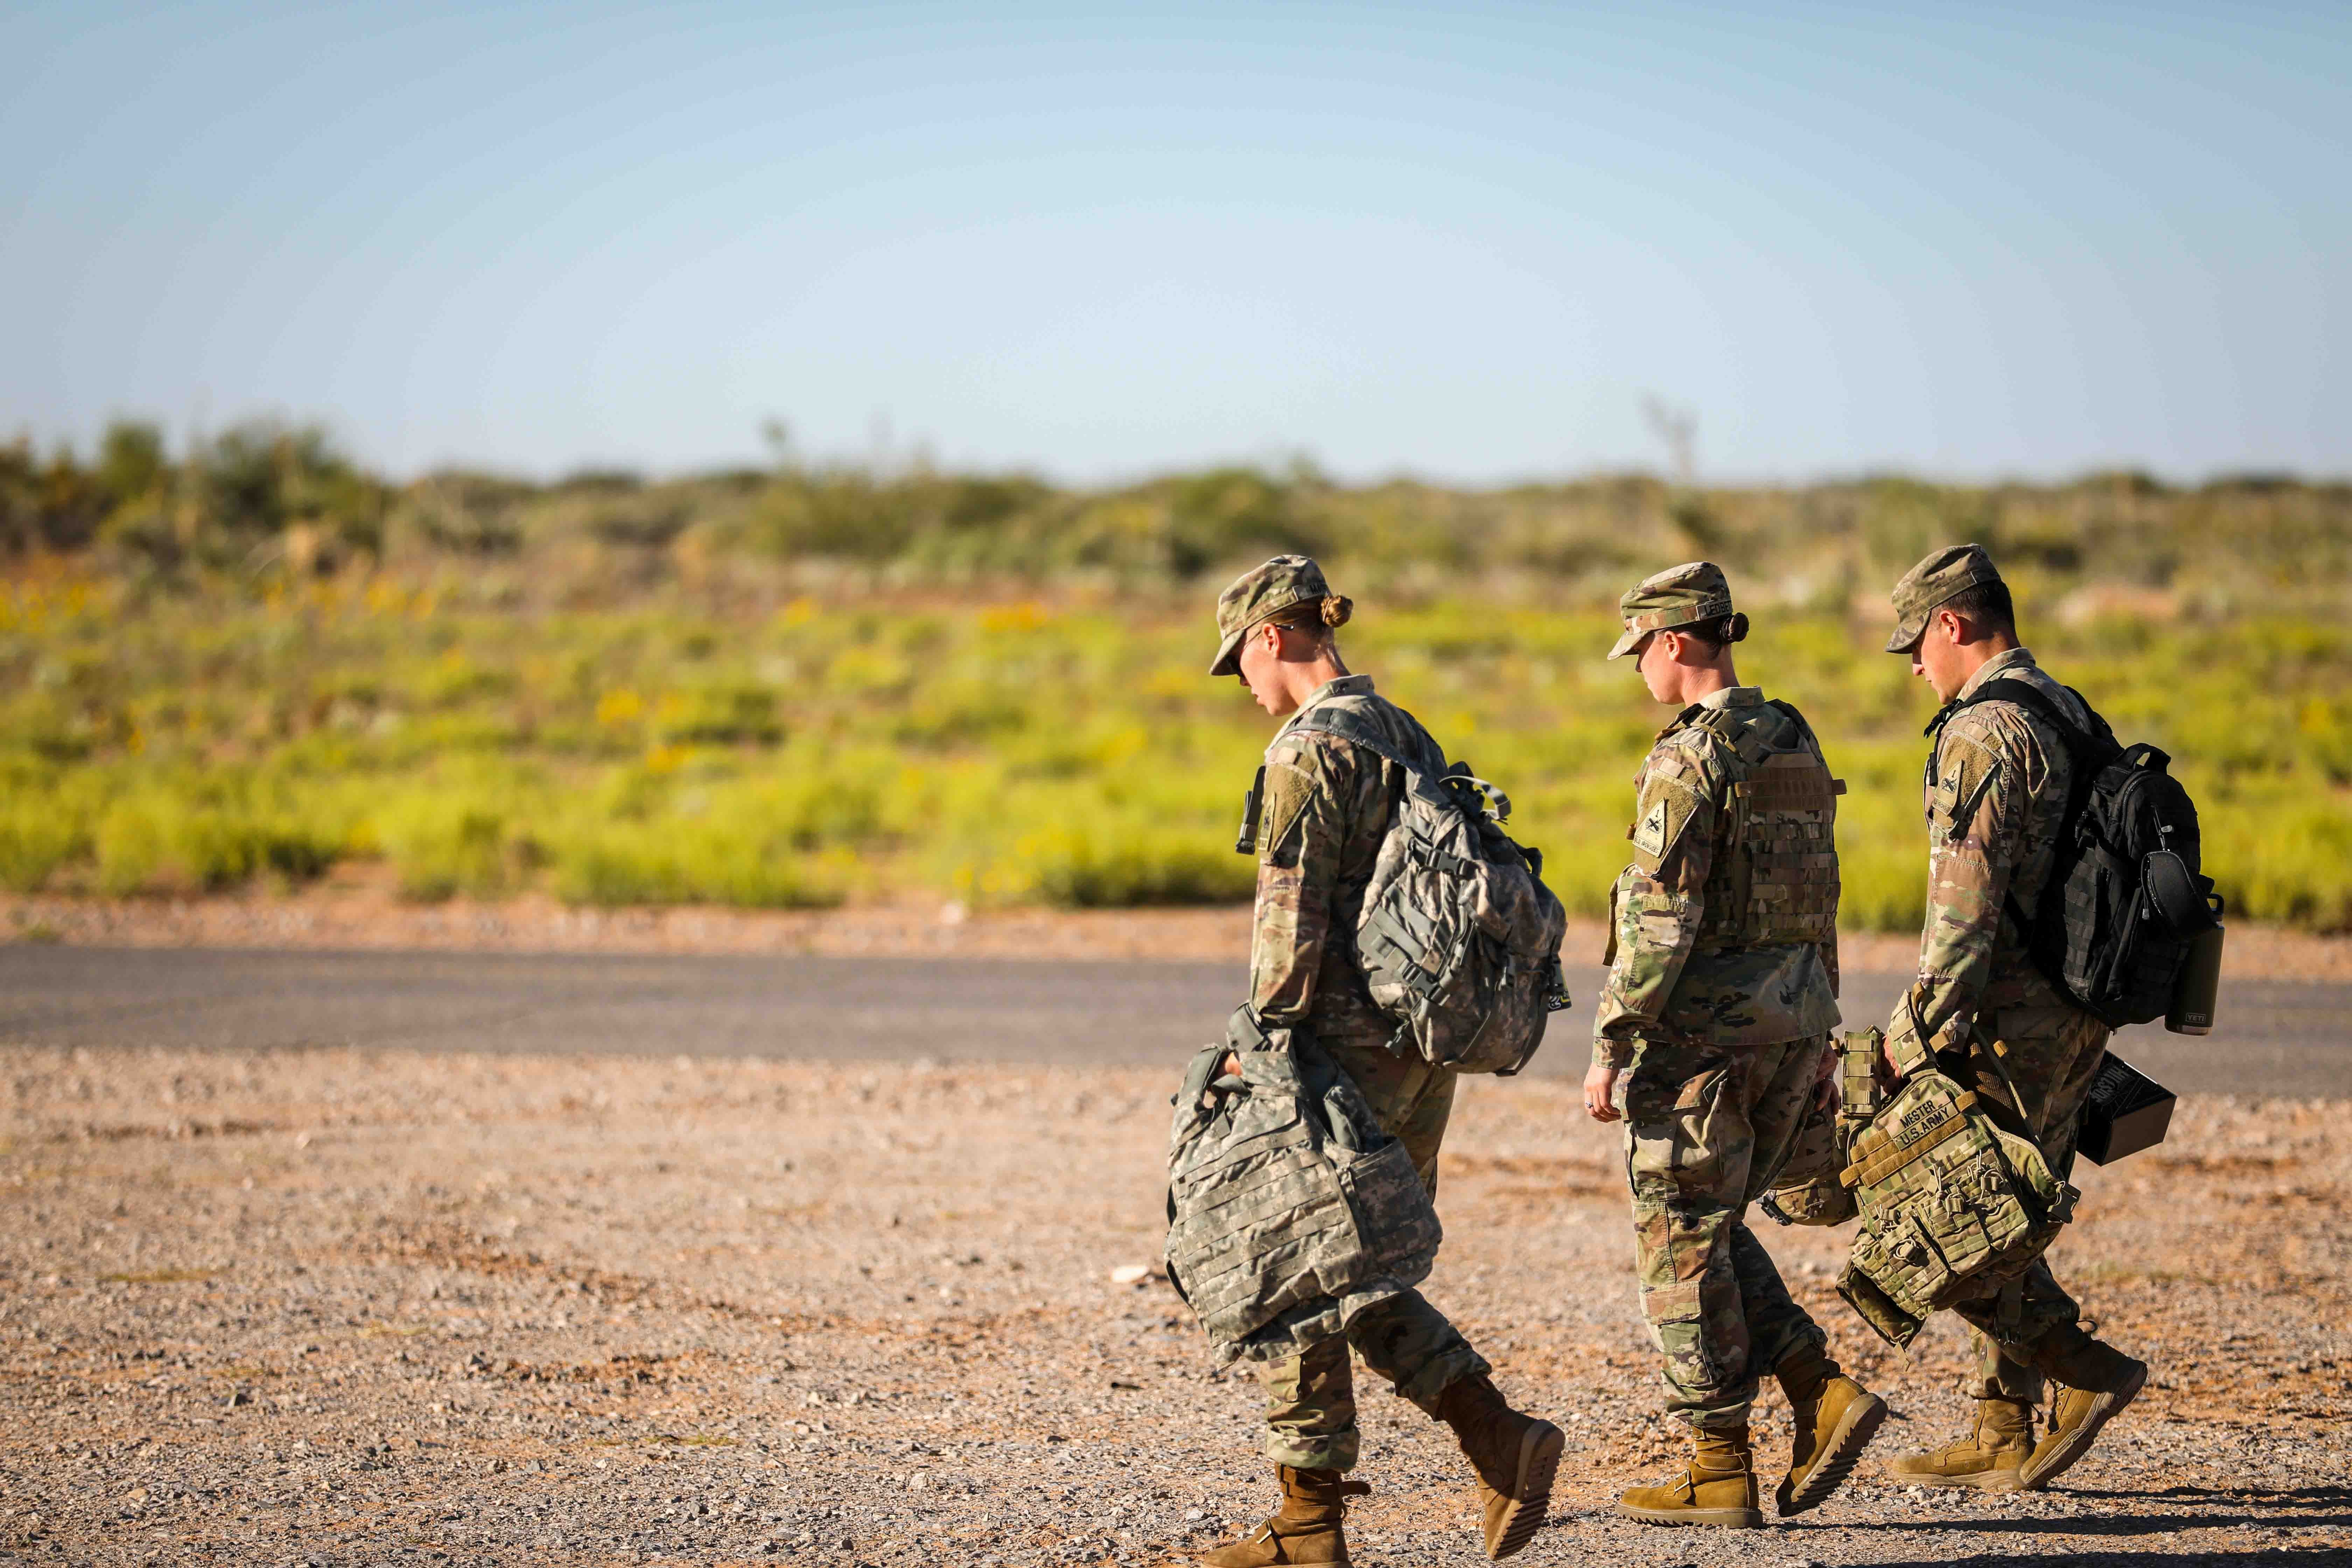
left=1835, top=1265, right=1925, bottom=1350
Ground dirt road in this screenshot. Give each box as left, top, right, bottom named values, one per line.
left=2, top=1040, right=2348, bottom=1567
left=0, top=946, right=2341, bottom=1096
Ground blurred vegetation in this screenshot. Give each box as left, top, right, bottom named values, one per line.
left=1, top=419, right=2348, bottom=929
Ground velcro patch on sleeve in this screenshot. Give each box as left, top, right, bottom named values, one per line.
left=1629, top=774, right=1702, bottom=874
left=1258, top=761, right=1316, bottom=861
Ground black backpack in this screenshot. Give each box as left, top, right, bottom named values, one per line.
left=1928, top=678, right=2220, bottom=1029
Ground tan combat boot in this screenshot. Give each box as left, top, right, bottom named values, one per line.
left=1197, top=1465, right=1368, bottom=1567
left=1885, top=1395, right=2034, bottom=1492
left=1773, top=1343, right=1888, bottom=1516
left=1617, top=1424, right=1765, bottom=1529
left=1434, top=1373, right=1566, bottom=1560
left=2020, top=1334, right=2148, bottom=1490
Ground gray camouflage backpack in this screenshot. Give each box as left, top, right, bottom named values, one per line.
left=1163, top=1009, right=1442, bottom=1364
left=1284, top=694, right=1571, bottom=1075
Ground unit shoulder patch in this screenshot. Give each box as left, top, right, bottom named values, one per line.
left=1628, top=773, right=1703, bottom=874
left=1931, top=733, right=2003, bottom=840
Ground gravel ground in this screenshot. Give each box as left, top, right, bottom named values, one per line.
left=3, top=1045, right=2347, bottom=1567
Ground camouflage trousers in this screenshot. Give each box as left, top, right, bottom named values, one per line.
left=1940, top=1001, right=2112, bottom=1401
left=1622, top=1032, right=1831, bottom=1429
left=1257, top=1037, right=1489, bottom=1472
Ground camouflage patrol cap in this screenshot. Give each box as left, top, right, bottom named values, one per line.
left=1210, top=555, right=1338, bottom=676
left=1608, top=561, right=1736, bottom=659
left=1885, top=544, right=2003, bottom=652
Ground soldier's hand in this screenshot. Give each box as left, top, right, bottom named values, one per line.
left=1583, top=1062, right=1621, bottom=1123
left=1812, top=1040, right=1840, bottom=1112
left=1218, top=1051, right=1241, bottom=1080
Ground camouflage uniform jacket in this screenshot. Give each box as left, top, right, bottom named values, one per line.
left=1250, top=674, right=1444, bottom=1044
left=1884, top=648, right=2107, bottom=1135
left=1592, top=686, right=1841, bottom=1070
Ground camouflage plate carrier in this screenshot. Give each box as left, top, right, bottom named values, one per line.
left=1828, top=1030, right=2079, bottom=1348
left=1285, top=694, right=1570, bottom=1075
left=1164, top=1009, right=1444, bottom=1364
left=1685, top=700, right=1841, bottom=953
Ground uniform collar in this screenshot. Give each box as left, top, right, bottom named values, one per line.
left=1657, top=683, right=1764, bottom=740
left=1280, top=673, right=1374, bottom=734
left=1956, top=646, right=2038, bottom=702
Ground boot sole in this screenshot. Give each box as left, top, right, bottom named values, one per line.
left=1486, top=1419, right=1566, bottom=1560
left=1884, top=1466, right=2024, bottom=1493
left=1615, top=1502, right=1765, bottom=1529
left=2017, top=1360, right=2148, bottom=1491
left=1775, top=1391, right=1888, bottom=1517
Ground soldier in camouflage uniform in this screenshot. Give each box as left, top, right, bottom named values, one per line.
left=1877, top=545, right=2148, bottom=1492
left=1197, top=556, right=1564, bottom=1566
left=1584, top=563, right=1886, bottom=1527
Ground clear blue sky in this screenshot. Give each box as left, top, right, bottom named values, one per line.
left=3, top=1, right=2344, bottom=483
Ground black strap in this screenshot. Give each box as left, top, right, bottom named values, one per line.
left=1926, top=675, right=2115, bottom=945
left=1925, top=677, right=2112, bottom=771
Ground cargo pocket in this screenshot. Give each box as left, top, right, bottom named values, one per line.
left=1627, top=1064, right=1732, bottom=1197
left=1639, top=1279, right=1719, bottom=1389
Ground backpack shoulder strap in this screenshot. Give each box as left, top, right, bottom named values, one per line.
left=1927, top=677, right=2113, bottom=764
left=1284, top=695, right=1444, bottom=780
left=1928, top=677, right=2119, bottom=951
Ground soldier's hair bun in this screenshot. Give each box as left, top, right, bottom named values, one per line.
left=1320, top=595, right=1353, bottom=629
left=1721, top=612, right=1750, bottom=643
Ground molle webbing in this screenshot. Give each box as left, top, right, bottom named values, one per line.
left=1688, top=705, right=1843, bottom=951
left=1734, top=758, right=1844, bottom=810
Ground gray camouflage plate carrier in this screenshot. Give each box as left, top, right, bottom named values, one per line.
left=1163, top=1009, right=1443, bottom=1364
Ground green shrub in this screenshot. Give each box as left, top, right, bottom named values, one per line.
left=0, top=807, right=82, bottom=891
left=91, top=796, right=335, bottom=895
left=373, top=794, right=527, bottom=899
left=2, top=573, right=2344, bottom=925
left=547, top=822, right=841, bottom=908
left=1015, top=822, right=1258, bottom=908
